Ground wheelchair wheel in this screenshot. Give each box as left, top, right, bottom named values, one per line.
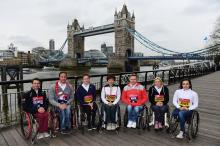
left=20, top=111, right=33, bottom=139
left=146, top=106, right=152, bottom=130
left=116, top=105, right=121, bottom=130
left=187, top=110, right=199, bottom=140
left=123, top=108, right=128, bottom=128
left=168, top=115, right=179, bottom=135
left=49, top=109, right=60, bottom=137
left=76, top=105, right=85, bottom=134
left=94, top=106, right=101, bottom=131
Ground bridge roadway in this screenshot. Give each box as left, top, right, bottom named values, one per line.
left=0, top=71, right=220, bottom=146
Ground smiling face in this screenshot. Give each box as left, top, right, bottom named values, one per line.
left=182, top=80, right=190, bottom=90
left=32, top=80, right=41, bottom=90
left=130, top=75, right=137, bottom=85
left=154, top=79, right=162, bottom=88
left=82, top=75, right=90, bottom=85
left=107, top=78, right=115, bottom=86
left=59, top=73, right=67, bottom=84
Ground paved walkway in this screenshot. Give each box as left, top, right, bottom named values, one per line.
left=0, top=71, right=220, bottom=146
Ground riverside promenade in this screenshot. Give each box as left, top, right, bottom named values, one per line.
left=0, top=71, right=219, bottom=146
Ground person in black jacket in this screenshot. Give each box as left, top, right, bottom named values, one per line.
left=23, top=78, right=49, bottom=139
left=148, top=77, right=169, bottom=129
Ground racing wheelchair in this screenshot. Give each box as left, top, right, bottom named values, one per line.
left=167, top=109, right=200, bottom=141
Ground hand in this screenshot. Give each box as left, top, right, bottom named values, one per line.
left=158, top=102, right=163, bottom=106
left=180, top=106, right=188, bottom=110
left=38, top=107, right=45, bottom=113
left=88, top=102, right=93, bottom=110
left=58, top=104, right=67, bottom=110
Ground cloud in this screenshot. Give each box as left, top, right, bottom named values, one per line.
left=8, top=35, right=42, bottom=49
left=182, top=0, right=220, bottom=15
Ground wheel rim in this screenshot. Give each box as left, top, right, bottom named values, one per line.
left=20, top=112, right=32, bottom=139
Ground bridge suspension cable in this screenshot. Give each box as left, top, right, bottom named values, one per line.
left=126, top=27, right=219, bottom=56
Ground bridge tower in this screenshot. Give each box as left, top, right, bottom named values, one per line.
left=60, top=19, right=87, bottom=69
left=108, top=4, right=139, bottom=73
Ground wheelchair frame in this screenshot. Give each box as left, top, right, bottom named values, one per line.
left=168, top=110, right=200, bottom=141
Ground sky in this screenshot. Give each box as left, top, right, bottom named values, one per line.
left=0, top=0, right=219, bottom=55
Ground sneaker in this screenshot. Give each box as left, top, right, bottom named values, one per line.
left=61, top=129, right=69, bottom=134
left=43, top=132, right=50, bottom=138
left=131, top=122, right=136, bottom=128
left=154, top=121, right=159, bottom=129
left=176, top=131, right=184, bottom=139
left=92, top=124, right=97, bottom=130
left=164, top=121, right=169, bottom=127
left=37, top=133, right=44, bottom=139
left=111, top=123, right=116, bottom=130
left=158, top=122, right=163, bottom=129
left=127, top=121, right=132, bottom=128
left=88, top=124, right=92, bottom=131
left=106, top=123, right=111, bottom=130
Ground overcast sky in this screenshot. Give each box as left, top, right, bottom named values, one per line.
left=0, top=0, right=219, bottom=55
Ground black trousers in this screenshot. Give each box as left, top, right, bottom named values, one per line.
left=81, top=103, right=98, bottom=126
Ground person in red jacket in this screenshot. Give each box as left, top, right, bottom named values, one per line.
left=122, top=73, right=148, bottom=128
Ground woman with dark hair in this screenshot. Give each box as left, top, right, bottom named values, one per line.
left=172, top=78, right=199, bottom=139
left=148, top=77, right=169, bottom=130
left=101, top=74, right=121, bottom=130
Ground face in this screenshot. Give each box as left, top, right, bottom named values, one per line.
left=32, top=80, right=41, bottom=90
left=130, top=76, right=137, bottom=85
left=82, top=75, right=90, bottom=85
left=154, top=79, right=162, bottom=88
left=59, top=73, right=67, bottom=83
left=107, top=78, right=115, bottom=86
left=182, top=80, right=190, bottom=90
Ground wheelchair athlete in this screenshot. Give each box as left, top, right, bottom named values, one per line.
left=172, top=78, right=199, bottom=139
left=122, top=73, right=148, bottom=128
left=101, top=74, right=121, bottom=130
left=49, top=71, right=74, bottom=134
left=23, top=78, right=50, bottom=139
left=148, top=77, right=169, bottom=130
left=75, top=73, right=98, bottom=131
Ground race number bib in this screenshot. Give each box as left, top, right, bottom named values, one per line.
left=106, top=95, right=116, bottom=102
left=130, top=95, right=138, bottom=103
left=33, top=96, right=43, bottom=105
left=84, top=95, right=93, bottom=103
left=155, top=95, right=164, bottom=102
left=179, top=98, right=190, bottom=107
left=58, top=92, right=68, bottom=103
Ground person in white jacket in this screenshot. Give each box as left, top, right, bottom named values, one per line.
left=172, top=79, right=198, bottom=139
left=101, top=75, right=121, bottom=130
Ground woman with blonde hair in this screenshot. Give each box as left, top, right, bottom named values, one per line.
left=148, top=77, right=169, bottom=130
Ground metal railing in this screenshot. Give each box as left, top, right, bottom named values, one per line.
left=0, top=66, right=217, bottom=128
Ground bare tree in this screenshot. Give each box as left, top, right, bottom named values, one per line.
left=210, top=16, right=220, bottom=45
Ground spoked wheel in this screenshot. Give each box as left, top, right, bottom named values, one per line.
left=187, top=111, right=200, bottom=140
left=116, top=105, right=121, bottom=131
left=165, top=110, right=171, bottom=133
left=77, top=106, right=85, bottom=134
left=146, top=106, right=152, bottom=131
left=123, top=108, right=128, bottom=132
left=94, top=106, right=101, bottom=131
left=167, top=116, right=179, bottom=136
left=31, top=119, right=39, bottom=144
left=20, top=111, right=33, bottom=139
